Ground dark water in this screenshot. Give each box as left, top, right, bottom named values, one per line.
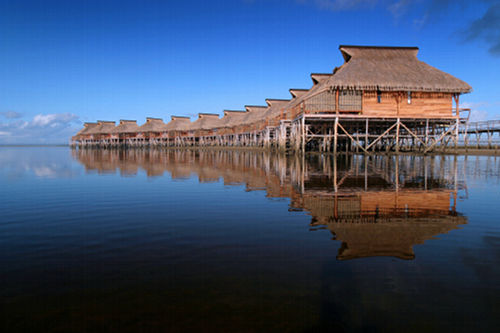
left=0, top=147, right=499, bottom=332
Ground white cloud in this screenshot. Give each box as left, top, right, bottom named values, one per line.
left=297, top=0, right=379, bottom=11
left=0, top=111, right=23, bottom=119
left=29, top=113, right=78, bottom=128
left=0, top=113, right=80, bottom=144
left=469, top=109, right=489, bottom=122
left=461, top=101, right=490, bottom=109
left=388, top=0, right=412, bottom=18
left=461, top=102, right=491, bottom=122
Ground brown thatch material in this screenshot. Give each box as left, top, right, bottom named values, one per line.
left=311, top=73, right=332, bottom=85
left=220, top=110, right=247, bottom=128
left=189, top=113, right=221, bottom=131
left=262, top=99, right=291, bottom=121
left=165, top=116, right=191, bottom=131
left=320, top=45, right=472, bottom=93
left=86, top=121, right=116, bottom=135
left=111, top=120, right=139, bottom=134
left=239, top=105, right=269, bottom=125
left=289, top=89, right=309, bottom=99
left=72, top=122, right=98, bottom=139
left=287, top=74, right=333, bottom=110
left=136, top=117, right=167, bottom=133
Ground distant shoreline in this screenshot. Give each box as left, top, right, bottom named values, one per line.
left=0, top=144, right=69, bottom=147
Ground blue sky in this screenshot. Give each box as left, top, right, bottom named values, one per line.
left=0, top=0, right=499, bottom=143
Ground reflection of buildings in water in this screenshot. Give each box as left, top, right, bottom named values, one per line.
left=73, top=149, right=468, bottom=260
left=303, top=191, right=466, bottom=260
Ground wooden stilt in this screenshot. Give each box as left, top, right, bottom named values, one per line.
left=334, top=117, right=338, bottom=155
left=395, top=118, right=400, bottom=153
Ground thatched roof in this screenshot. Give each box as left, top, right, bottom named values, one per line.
left=266, top=99, right=290, bottom=106
left=136, top=117, right=167, bottom=133
left=189, top=113, right=221, bottom=130
left=165, top=116, right=191, bottom=131
left=86, top=121, right=116, bottom=134
left=111, top=120, right=139, bottom=134
left=73, top=122, right=98, bottom=138
left=289, top=89, right=309, bottom=98
left=262, top=99, right=291, bottom=120
left=287, top=74, right=333, bottom=110
left=320, top=45, right=472, bottom=93
left=311, top=73, right=332, bottom=85
left=220, top=110, right=247, bottom=128
left=240, top=105, right=269, bottom=125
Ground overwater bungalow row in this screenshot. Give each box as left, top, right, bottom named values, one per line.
left=71, top=45, right=472, bottom=152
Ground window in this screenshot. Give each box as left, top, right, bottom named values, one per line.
left=339, top=90, right=362, bottom=111
left=304, top=91, right=336, bottom=113
left=407, top=91, right=412, bottom=104
left=377, top=90, right=382, bottom=103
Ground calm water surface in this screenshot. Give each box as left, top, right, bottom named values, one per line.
left=0, top=147, right=499, bottom=332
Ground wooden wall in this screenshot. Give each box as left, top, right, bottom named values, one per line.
left=362, top=91, right=454, bottom=118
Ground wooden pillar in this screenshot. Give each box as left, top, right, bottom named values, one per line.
left=453, top=94, right=460, bottom=116
left=334, top=117, right=338, bottom=155
left=365, top=118, right=369, bottom=150
left=395, top=118, right=400, bottom=153
left=425, top=119, right=429, bottom=149
left=301, top=116, right=306, bottom=153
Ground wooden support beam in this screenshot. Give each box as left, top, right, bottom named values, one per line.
left=337, top=122, right=369, bottom=154
left=334, top=117, right=338, bottom=155
left=423, top=123, right=457, bottom=153
left=395, top=118, right=400, bottom=152
left=301, top=116, right=306, bottom=152
left=366, top=122, right=398, bottom=151
left=399, top=121, right=426, bottom=147
left=365, top=118, right=369, bottom=149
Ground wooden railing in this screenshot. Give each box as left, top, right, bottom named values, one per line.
left=464, top=119, right=500, bottom=133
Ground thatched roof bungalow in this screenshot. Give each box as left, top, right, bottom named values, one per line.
left=72, top=122, right=98, bottom=142
left=86, top=121, right=116, bottom=140
left=286, top=73, right=334, bottom=117
left=165, top=116, right=191, bottom=131
left=261, top=99, right=290, bottom=128
left=306, top=45, right=472, bottom=117
left=218, top=110, right=247, bottom=135
left=236, top=105, right=269, bottom=132
left=166, top=116, right=192, bottom=138
left=188, top=113, right=221, bottom=136
left=110, top=120, right=139, bottom=140
left=71, top=44, right=473, bottom=146
left=136, top=117, right=167, bottom=139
